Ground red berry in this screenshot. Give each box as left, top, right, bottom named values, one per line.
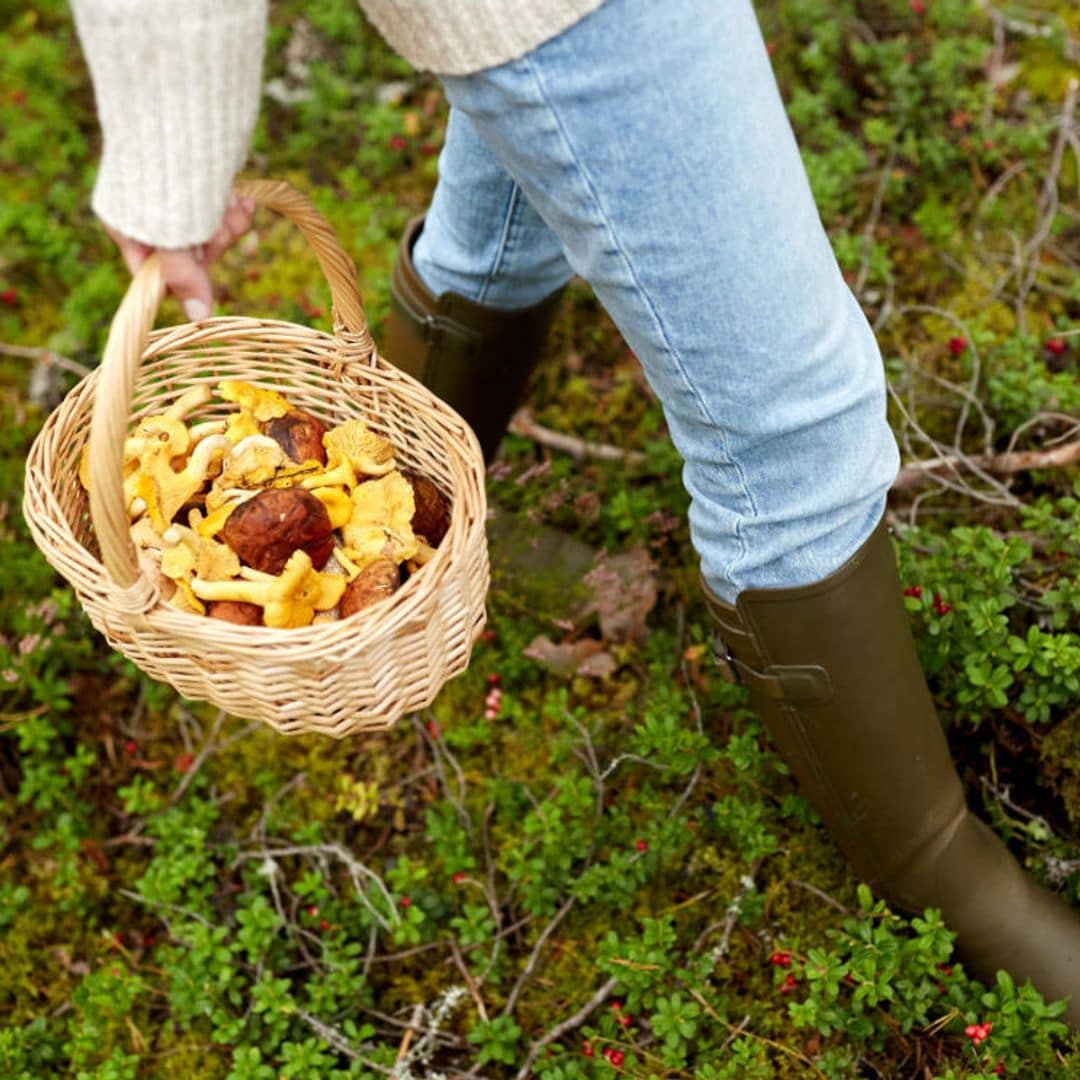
left=174, top=753, right=194, bottom=773
left=307, top=904, right=319, bottom=917
left=452, top=871, right=466, bottom=885
left=779, top=973, right=798, bottom=993
left=0, top=288, right=18, bottom=306
left=619, top=1012, right=632, bottom=1028
left=611, top=1001, right=622, bottom=1011
left=769, top=950, right=792, bottom=968
left=427, top=719, right=440, bottom=738
left=903, top=585, right=923, bottom=598
left=124, top=739, right=138, bottom=754
left=910, top=0, right=926, bottom=13
left=420, top=142, right=438, bottom=156
left=635, top=839, right=648, bottom=852
left=319, top=918, right=331, bottom=931
left=947, top=336, right=967, bottom=355
left=582, top=1040, right=594, bottom=1057
left=481, top=629, right=497, bottom=644
left=486, top=672, right=500, bottom=685
left=400, top=896, right=411, bottom=908
left=389, top=134, right=408, bottom=151
left=1045, top=338, right=1067, bottom=356
left=609, top=1049, right=625, bottom=1067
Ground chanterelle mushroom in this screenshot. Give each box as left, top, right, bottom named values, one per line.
left=219, top=380, right=292, bottom=422
left=207, top=435, right=288, bottom=508
left=323, top=419, right=396, bottom=477
left=123, top=428, right=231, bottom=531
left=191, top=549, right=346, bottom=629
left=343, top=471, right=418, bottom=566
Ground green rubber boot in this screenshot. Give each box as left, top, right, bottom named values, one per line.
left=703, top=519, right=1080, bottom=1022
left=384, top=216, right=564, bottom=464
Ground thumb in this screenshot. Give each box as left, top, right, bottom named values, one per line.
left=158, top=247, right=214, bottom=322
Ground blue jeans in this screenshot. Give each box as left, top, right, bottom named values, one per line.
left=413, top=0, right=900, bottom=604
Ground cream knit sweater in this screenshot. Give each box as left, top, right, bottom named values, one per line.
left=71, top=0, right=605, bottom=249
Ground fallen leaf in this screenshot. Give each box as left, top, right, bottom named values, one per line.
left=523, top=635, right=617, bottom=679
left=582, top=547, right=658, bottom=644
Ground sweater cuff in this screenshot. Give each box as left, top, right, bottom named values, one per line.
left=71, top=0, right=267, bottom=249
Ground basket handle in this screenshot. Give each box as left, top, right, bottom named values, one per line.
left=88, top=179, right=371, bottom=592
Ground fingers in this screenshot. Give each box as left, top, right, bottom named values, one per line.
left=100, top=186, right=257, bottom=323
left=157, top=248, right=214, bottom=322
left=104, top=224, right=152, bottom=276
left=203, top=191, right=257, bottom=265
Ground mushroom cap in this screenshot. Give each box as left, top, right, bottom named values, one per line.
left=343, top=471, right=418, bottom=566
left=323, top=419, right=396, bottom=478
left=219, top=380, right=293, bottom=422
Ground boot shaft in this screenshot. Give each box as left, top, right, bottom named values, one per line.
left=384, top=216, right=564, bottom=463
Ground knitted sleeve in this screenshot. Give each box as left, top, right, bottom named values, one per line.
left=70, top=0, right=268, bottom=248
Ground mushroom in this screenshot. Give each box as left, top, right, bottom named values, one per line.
left=208, top=435, right=288, bottom=505
left=310, top=486, right=352, bottom=530
left=217, top=381, right=293, bottom=446
left=263, top=409, right=328, bottom=465
left=342, top=471, right=418, bottom=566
left=220, top=487, right=334, bottom=573
left=340, top=558, right=400, bottom=617
left=291, top=451, right=356, bottom=493
left=323, top=419, right=396, bottom=478
left=403, top=471, right=450, bottom=546
left=207, top=601, right=262, bottom=626
left=163, top=384, right=213, bottom=422
left=123, top=433, right=232, bottom=530
left=191, top=549, right=346, bottom=628
left=218, top=380, right=293, bottom=422
left=154, top=525, right=242, bottom=617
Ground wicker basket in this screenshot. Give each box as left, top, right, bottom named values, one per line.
left=23, top=179, right=489, bottom=737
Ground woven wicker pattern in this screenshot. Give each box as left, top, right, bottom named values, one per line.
left=23, top=180, right=489, bottom=737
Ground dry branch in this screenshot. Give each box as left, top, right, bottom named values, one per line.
left=892, top=437, right=1080, bottom=491
left=509, top=409, right=646, bottom=466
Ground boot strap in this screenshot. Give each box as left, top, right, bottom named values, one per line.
left=714, top=640, right=833, bottom=705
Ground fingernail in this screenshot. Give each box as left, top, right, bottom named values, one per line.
left=183, top=298, right=210, bottom=322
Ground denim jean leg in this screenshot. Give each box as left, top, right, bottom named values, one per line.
left=413, top=106, right=573, bottom=309
left=440, top=0, right=901, bottom=602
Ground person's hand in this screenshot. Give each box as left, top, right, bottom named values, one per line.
left=103, top=191, right=257, bottom=321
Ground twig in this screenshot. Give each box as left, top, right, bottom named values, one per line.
left=0, top=341, right=91, bottom=379
left=448, top=938, right=489, bottom=1022
left=1016, top=79, right=1078, bottom=321
left=296, top=1009, right=392, bottom=1074
left=233, top=842, right=398, bottom=933
left=687, top=988, right=830, bottom=1079
left=892, top=436, right=1080, bottom=490
left=508, top=409, right=647, bottom=466
left=514, top=976, right=619, bottom=1080
left=119, top=888, right=213, bottom=928
left=395, top=1004, right=424, bottom=1065
left=704, top=861, right=762, bottom=962
left=168, top=709, right=225, bottom=804
left=791, top=878, right=854, bottom=916
left=854, top=143, right=898, bottom=297
left=411, top=712, right=472, bottom=837
left=501, top=894, right=578, bottom=1018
